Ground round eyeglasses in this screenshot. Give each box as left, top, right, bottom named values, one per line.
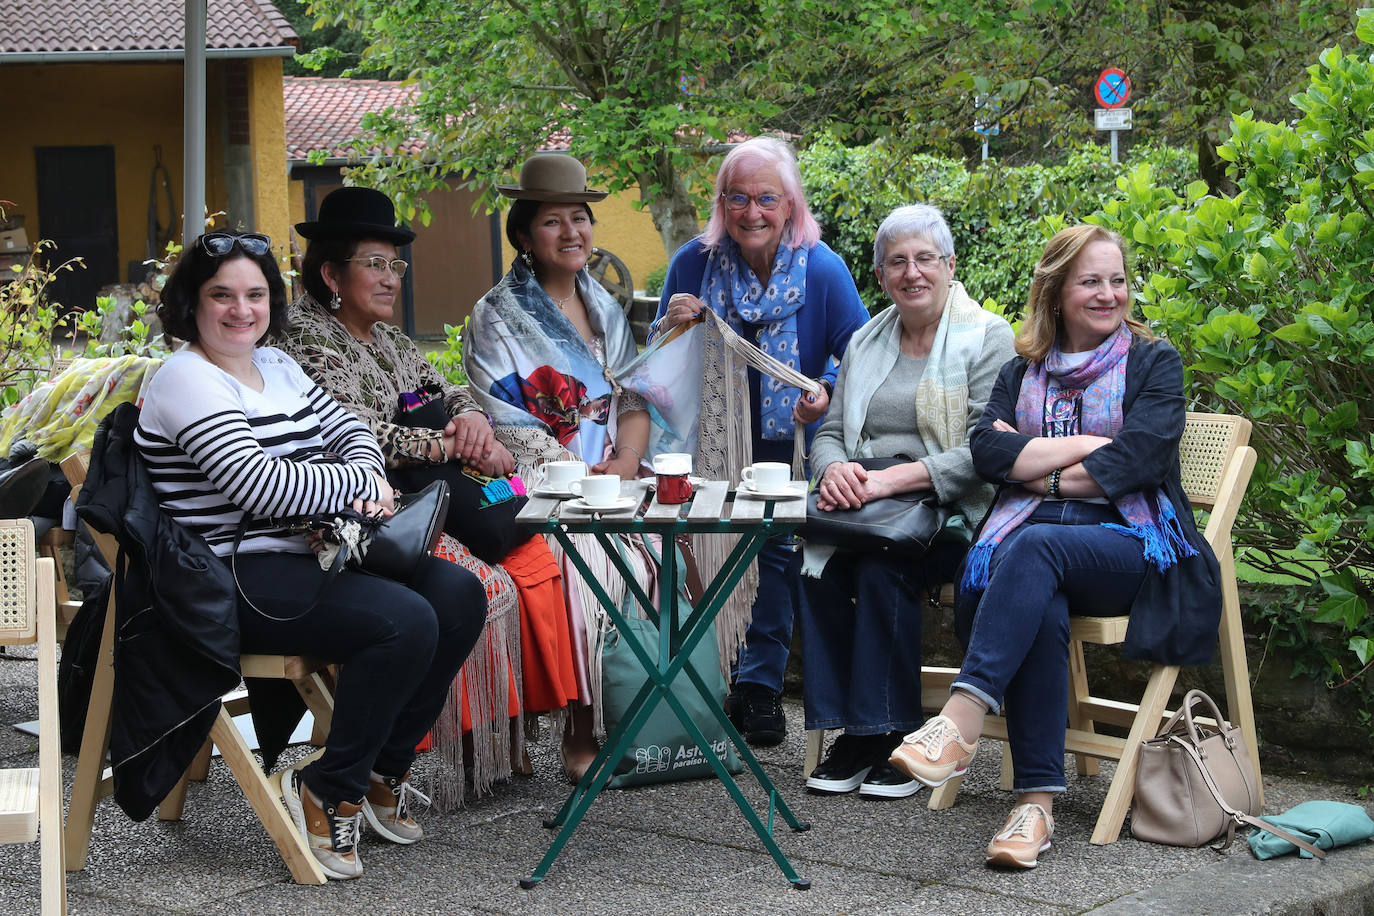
left=721, top=192, right=783, bottom=211
left=346, top=256, right=409, bottom=278
left=200, top=232, right=271, bottom=257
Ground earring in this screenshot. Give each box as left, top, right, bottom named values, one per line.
left=329, top=290, right=342, bottom=311
left=521, top=250, right=534, bottom=268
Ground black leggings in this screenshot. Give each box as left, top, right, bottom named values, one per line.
left=232, top=551, right=486, bottom=804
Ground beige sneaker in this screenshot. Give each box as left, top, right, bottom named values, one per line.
left=280, top=766, right=364, bottom=880
left=985, top=803, right=1054, bottom=869
left=362, top=769, right=427, bottom=845
left=888, top=716, right=978, bottom=787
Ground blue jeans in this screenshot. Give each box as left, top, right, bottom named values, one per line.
left=954, top=501, right=1146, bottom=793
left=733, top=536, right=801, bottom=692
left=799, top=545, right=961, bottom=735
left=234, top=552, right=486, bottom=804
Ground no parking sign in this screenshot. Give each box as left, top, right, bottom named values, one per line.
left=1095, top=68, right=1131, bottom=109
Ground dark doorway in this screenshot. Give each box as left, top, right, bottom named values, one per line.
left=35, top=146, right=119, bottom=314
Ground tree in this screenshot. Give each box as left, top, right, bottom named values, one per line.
left=299, top=0, right=914, bottom=255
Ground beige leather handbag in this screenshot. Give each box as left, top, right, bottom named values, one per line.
left=1131, top=689, right=1322, bottom=856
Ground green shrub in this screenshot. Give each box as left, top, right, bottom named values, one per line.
left=1093, top=11, right=1374, bottom=683
left=799, top=134, right=1195, bottom=318
left=426, top=317, right=469, bottom=385
left=643, top=264, right=668, bottom=298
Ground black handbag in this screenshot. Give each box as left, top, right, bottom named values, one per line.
left=232, top=479, right=450, bottom=621
left=390, top=384, right=528, bottom=564
left=801, top=457, right=960, bottom=557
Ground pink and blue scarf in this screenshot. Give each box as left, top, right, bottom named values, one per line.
left=961, top=326, right=1196, bottom=591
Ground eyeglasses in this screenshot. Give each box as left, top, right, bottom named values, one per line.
left=346, top=256, right=409, bottom=278
left=721, top=192, right=783, bottom=211
left=200, top=232, right=271, bottom=257
left=882, top=253, right=949, bottom=274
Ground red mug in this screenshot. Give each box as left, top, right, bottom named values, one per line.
left=654, top=453, right=694, bottom=505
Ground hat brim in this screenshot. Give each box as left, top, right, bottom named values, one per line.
left=294, top=219, right=416, bottom=245
left=497, top=184, right=609, bottom=203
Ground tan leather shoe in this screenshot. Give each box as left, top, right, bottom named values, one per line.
left=888, top=716, right=977, bottom=788
left=985, top=803, right=1054, bottom=869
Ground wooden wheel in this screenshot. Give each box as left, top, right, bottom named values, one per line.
left=586, top=247, right=635, bottom=315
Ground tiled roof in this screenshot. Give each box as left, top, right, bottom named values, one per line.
left=0, top=0, right=297, bottom=55
left=284, top=76, right=751, bottom=163
left=284, top=76, right=423, bottom=160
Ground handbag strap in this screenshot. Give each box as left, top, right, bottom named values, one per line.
left=1168, top=735, right=1326, bottom=858
left=231, top=516, right=345, bottom=622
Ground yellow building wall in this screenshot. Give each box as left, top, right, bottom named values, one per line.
left=0, top=61, right=237, bottom=273
left=247, top=57, right=290, bottom=251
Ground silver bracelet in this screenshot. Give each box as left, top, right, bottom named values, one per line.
left=615, top=443, right=644, bottom=463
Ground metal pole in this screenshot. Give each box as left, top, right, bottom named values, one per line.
left=183, top=0, right=207, bottom=246
left=1110, top=129, right=1119, bottom=164
left=982, top=138, right=989, bottom=162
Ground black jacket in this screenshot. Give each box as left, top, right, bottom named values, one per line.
left=77, top=403, right=302, bottom=820
left=966, top=338, right=1223, bottom=667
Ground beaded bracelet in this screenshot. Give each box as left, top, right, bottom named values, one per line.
left=1046, top=467, right=1063, bottom=498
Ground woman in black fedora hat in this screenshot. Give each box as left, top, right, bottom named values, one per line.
left=465, top=153, right=660, bottom=782
left=278, top=186, right=582, bottom=804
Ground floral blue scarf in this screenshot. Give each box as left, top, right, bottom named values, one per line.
left=699, top=238, right=808, bottom=440
left=961, top=325, right=1196, bottom=591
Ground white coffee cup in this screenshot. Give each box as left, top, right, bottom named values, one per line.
left=741, top=461, right=790, bottom=493
left=652, top=452, right=692, bottom=476
left=569, top=474, right=622, bottom=507
left=535, top=459, right=587, bottom=492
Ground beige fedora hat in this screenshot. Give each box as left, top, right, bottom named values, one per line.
left=497, top=153, right=608, bottom=203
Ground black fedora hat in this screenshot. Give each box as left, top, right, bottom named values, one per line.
left=295, top=187, right=416, bottom=245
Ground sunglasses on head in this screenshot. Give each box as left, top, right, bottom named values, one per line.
left=200, top=232, right=272, bottom=257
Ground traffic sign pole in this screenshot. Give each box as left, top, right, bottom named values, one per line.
left=1093, top=69, right=1132, bottom=164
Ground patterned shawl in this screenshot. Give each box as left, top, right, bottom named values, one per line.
left=465, top=260, right=639, bottom=464
left=962, top=325, right=1196, bottom=592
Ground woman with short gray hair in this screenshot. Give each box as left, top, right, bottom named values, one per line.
left=799, top=203, right=1015, bottom=800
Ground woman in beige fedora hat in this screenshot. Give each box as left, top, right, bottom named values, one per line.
left=466, top=153, right=659, bottom=781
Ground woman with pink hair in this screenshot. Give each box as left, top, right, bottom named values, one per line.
left=655, top=136, right=867, bottom=747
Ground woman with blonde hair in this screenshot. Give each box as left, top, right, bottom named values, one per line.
left=890, top=224, right=1221, bottom=868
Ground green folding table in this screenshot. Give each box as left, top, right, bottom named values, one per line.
left=515, top=477, right=812, bottom=889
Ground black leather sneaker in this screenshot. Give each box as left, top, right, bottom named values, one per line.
left=858, top=761, right=923, bottom=799
left=726, top=683, right=786, bottom=747
left=806, top=733, right=875, bottom=794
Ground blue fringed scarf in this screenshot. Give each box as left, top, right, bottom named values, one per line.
left=962, top=326, right=1196, bottom=592
left=699, top=238, right=808, bottom=440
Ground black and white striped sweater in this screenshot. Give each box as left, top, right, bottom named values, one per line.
left=135, top=346, right=386, bottom=557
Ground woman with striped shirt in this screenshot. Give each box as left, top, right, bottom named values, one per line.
left=135, top=232, right=486, bottom=881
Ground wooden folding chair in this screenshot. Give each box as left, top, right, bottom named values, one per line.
left=60, top=451, right=336, bottom=884
left=0, top=518, right=67, bottom=915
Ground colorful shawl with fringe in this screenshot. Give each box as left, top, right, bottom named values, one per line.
left=961, top=325, right=1196, bottom=592
left=465, top=260, right=638, bottom=464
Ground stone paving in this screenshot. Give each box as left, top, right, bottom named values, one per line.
left=1, top=643, right=1371, bottom=915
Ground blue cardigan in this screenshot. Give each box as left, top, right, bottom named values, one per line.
left=657, top=238, right=869, bottom=463
left=966, top=338, right=1223, bottom=667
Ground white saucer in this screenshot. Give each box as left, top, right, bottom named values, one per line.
left=531, top=485, right=576, bottom=498
left=738, top=480, right=805, bottom=500
left=563, top=495, right=639, bottom=512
